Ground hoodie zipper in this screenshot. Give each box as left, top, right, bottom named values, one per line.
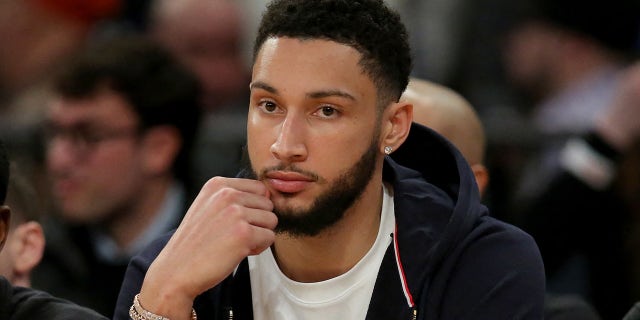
left=411, top=308, right=417, bottom=320
left=226, top=307, right=234, bottom=320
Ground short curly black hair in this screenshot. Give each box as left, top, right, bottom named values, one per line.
left=253, top=0, right=412, bottom=108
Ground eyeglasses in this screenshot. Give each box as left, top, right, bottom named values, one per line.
left=43, top=122, right=141, bottom=156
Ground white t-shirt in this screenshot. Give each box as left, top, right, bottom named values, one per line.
left=248, top=185, right=396, bottom=320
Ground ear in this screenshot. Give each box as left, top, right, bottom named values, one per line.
left=140, top=126, right=182, bottom=176
left=0, top=206, right=10, bottom=252
left=380, top=101, right=413, bottom=155
left=470, top=164, right=490, bottom=199
left=12, top=221, right=45, bottom=278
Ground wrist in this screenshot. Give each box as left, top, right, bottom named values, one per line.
left=131, top=293, right=197, bottom=320
left=138, top=262, right=197, bottom=320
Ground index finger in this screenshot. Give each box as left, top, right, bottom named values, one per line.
left=203, top=176, right=269, bottom=197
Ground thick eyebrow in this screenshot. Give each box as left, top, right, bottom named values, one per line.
left=307, top=89, right=356, bottom=101
left=249, top=81, right=278, bottom=94
left=250, top=81, right=356, bottom=101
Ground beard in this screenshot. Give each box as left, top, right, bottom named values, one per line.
left=242, top=136, right=379, bottom=237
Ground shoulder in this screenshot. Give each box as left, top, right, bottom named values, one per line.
left=456, top=217, right=545, bottom=303
left=10, top=286, right=108, bottom=320
left=424, top=217, right=546, bottom=318
left=465, top=215, right=543, bottom=267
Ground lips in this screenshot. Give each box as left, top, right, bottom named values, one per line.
left=265, top=171, right=314, bottom=194
left=52, top=178, right=79, bottom=198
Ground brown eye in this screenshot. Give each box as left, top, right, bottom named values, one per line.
left=264, top=101, right=277, bottom=112
left=320, top=106, right=335, bottom=117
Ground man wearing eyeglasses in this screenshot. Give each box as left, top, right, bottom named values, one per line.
left=31, top=35, right=202, bottom=318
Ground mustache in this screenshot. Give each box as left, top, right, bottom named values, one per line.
left=238, top=147, right=322, bottom=183
left=237, top=167, right=257, bottom=179
left=262, top=164, right=320, bottom=182
left=239, top=164, right=321, bottom=183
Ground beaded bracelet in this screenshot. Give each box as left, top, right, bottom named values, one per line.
left=129, top=294, right=197, bottom=320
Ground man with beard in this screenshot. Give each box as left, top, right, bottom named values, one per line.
left=114, top=0, right=545, bottom=319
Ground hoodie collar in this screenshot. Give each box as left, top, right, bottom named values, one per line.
left=384, top=123, right=487, bottom=310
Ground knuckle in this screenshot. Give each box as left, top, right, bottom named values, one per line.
left=264, top=199, right=274, bottom=212
left=256, top=183, right=268, bottom=196
left=216, top=187, right=240, bottom=203
left=268, top=213, right=278, bottom=228
left=203, top=176, right=226, bottom=191
left=224, top=204, right=244, bottom=218
left=232, top=222, right=252, bottom=243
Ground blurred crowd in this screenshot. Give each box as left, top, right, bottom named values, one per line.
left=0, top=0, right=638, bottom=319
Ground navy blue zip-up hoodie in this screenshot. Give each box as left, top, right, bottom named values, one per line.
left=114, top=123, right=545, bottom=320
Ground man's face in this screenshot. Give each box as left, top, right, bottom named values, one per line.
left=153, top=0, right=248, bottom=110
left=45, top=90, right=145, bottom=224
left=247, top=38, right=383, bottom=236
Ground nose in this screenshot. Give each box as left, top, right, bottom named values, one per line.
left=270, top=113, right=307, bottom=163
left=46, top=137, right=79, bottom=173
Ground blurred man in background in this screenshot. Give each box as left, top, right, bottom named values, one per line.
left=31, top=35, right=201, bottom=317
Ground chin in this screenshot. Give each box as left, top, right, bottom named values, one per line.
left=60, top=206, right=90, bottom=222
left=272, top=197, right=309, bottom=214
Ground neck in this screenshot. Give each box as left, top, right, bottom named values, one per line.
left=272, top=174, right=384, bottom=283
left=11, top=274, right=30, bottom=288
left=107, top=176, right=175, bottom=250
